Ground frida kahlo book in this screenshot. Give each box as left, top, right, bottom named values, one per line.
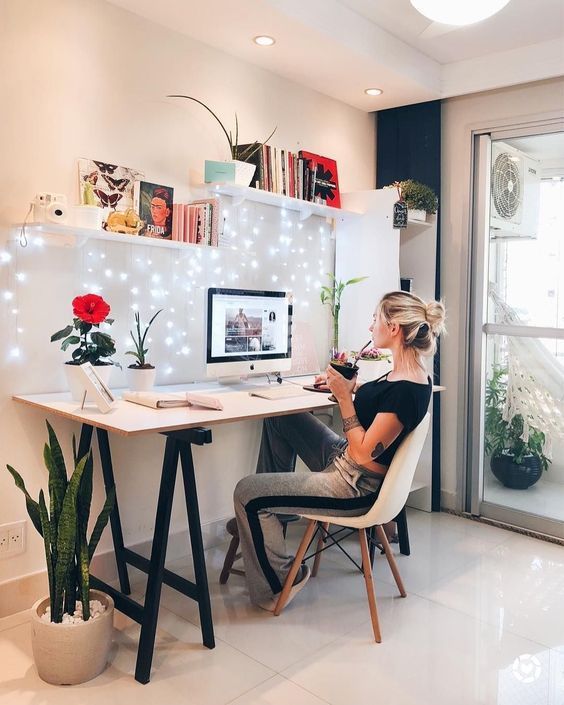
left=134, top=181, right=174, bottom=239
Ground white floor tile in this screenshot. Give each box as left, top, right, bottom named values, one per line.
left=228, top=674, right=330, bottom=705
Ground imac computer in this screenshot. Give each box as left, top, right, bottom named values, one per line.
left=206, top=287, right=292, bottom=380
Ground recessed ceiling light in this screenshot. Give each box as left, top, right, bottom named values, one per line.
left=410, top=0, right=511, bottom=26
left=365, top=88, right=383, bottom=96
left=253, top=35, right=275, bottom=46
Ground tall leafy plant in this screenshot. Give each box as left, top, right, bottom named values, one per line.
left=6, top=422, right=115, bottom=622
left=126, top=309, right=163, bottom=369
left=484, top=365, right=550, bottom=471
left=320, top=273, right=368, bottom=356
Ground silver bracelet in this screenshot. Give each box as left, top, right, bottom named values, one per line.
left=342, top=414, right=362, bottom=433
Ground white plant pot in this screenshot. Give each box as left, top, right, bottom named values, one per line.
left=408, top=208, right=427, bottom=222
left=31, top=590, right=114, bottom=685
left=64, top=363, right=112, bottom=402
left=232, top=160, right=257, bottom=187
left=127, top=366, right=156, bottom=392
left=356, top=358, right=393, bottom=382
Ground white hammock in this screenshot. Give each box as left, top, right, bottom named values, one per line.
left=489, top=287, right=564, bottom=459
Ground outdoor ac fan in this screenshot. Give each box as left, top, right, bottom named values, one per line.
left=490, top=141, right=540, bottom=239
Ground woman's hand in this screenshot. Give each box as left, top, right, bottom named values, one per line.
left=326, top=365, right=357, bottom=401
left=313, top=372, right=330, bottom=391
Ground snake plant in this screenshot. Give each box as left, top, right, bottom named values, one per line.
left=7, top=421, right=115, bottom=622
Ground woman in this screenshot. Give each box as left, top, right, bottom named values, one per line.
left=233, top=291, right=446, bottom=610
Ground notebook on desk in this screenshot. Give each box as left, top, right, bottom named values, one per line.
left=123, top=391, right=223, bottom=410
left=248, top=385, right=312, bottom=400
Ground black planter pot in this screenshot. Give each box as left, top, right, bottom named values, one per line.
left=490, top=453, right=543, bottom=489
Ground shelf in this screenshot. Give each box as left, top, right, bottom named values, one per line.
left=206, top=183, right=363, bottom=222
left=12, top=222, right=227, bottom=251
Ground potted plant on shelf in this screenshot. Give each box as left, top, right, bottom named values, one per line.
left=6, top=422, right=115, bottom=684
left=320, top=273, right=368, bottom=358
left=484, top=365, right=550, bottom=489
left=167, top=94, right=277, bottom=187
left=126, top=309, right=163, bottom=392
left=353, top=347, right=392, bottom=381
left=51, top=294, right=119, bottom=401
left=388, top=180, right=438, bottom=222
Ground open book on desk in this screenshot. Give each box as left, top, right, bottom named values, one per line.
left=122, top=391, right=224, bottom=410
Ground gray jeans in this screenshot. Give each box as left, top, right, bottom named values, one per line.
left=233, top=412, right=383, bottom=605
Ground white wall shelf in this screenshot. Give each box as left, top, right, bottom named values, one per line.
left=12, top=222, right=230, bottom=251
left=206, top=183, right=363, bottom=222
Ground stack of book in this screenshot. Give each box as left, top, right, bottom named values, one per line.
left=171, top=197, right=219, bottom=246
left=240, top=145, right=341, bottom=209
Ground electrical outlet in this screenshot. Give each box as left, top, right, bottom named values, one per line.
left=0, top=521, right=26, bottom=558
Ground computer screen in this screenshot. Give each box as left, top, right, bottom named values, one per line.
left=206, top=288, right=292, bottom=379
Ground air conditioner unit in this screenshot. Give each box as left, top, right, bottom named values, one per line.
left=490, top=141, right=540, bottom=239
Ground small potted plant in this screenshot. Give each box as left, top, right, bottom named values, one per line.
left=329, top=350, right=359, bottom=380
left=6, top=422, right=115, bottom=684
left=390, top=180, right=438, bottom=222
left=485, top=365, right=550, bottom=489
left=320, top=273, right=368, bottom=358
left=167, top=94, right=277, bottom=186
left=126, top=309, right=163, bottom=391
left=51, top=294, right=119, bottom=401
left=353, top=346, right=393, bottom=381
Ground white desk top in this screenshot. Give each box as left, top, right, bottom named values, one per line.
left=13, top=379, right=336, bottom=437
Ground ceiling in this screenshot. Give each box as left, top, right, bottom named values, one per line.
left=107, top=0, right=564, bottom=111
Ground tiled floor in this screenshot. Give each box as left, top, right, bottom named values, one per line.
left=484, top=470, right=564, bottom=523
left=1, top=509, right=563, bottom=704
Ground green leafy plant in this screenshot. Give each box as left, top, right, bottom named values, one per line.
left=484, top=365, right=550, bottom=471
left=389, top=180, right=438, bottom=214
left=320, top=273, right=368, bottom=355
left=51, top=293, right=119, bottom=367
left=126, top=309, right=163, bottom=369
left=6, top=422, right=115, bottom=622
left=167, top=95, right=277, bottom=162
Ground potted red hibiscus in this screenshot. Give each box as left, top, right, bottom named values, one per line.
left=51, top=294, right=118, bottom=400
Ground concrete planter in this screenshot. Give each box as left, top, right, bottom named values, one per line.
left=126, top=366, right=156, bottom=392
left=30, top=590, right=114, bottom=685
left=356, top=358, right=392, bottom=382
left=408, top=208, right=427, bottom=222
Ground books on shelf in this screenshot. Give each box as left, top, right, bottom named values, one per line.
left=171, top=197, right=220, bottom=247
left=123, top=391, right=224, bottom=410
left=238, top=144, right=340, bottom=208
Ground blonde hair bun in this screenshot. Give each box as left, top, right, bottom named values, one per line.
left=425, top=300, right=446, bottom=337
left=378, top=291, right=446, bottom=357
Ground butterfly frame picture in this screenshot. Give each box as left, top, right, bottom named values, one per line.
left=78, top=158, right=143, bottom=212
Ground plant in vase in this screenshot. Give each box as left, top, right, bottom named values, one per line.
left=353, top=346, right=393, bottom=381
left=387, top=180, right=438, bottom=221
left=126, top=309, right=163, bottom=392
left=51, top=294, right=119, bottom=401
left=320, top=273, right=368, bottom=358
left=167, top=94, right=277, bottom=186
left=6, top=422, right=115, bottom=684
left=484, top=365, right=550, bottom=489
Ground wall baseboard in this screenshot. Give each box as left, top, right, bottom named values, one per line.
left=0, top=517, right=230, bottom=619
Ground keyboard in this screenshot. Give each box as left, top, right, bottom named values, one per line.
left=248, top=385, right=311, bottom=400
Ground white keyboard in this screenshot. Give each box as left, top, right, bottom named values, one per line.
left=248, top=384, right=310, bottom=400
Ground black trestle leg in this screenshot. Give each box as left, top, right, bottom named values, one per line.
left=179, top=443, right=215, bottom=649
left=395, top=506, right=410, bottom=556
left=96, top=428, right=131, bottom=595
left=135, top=437, right=179, bottom=684
left=77, top=424, right=94, bottom=462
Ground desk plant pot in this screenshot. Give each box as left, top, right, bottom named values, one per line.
left=127, top=365, right=156, bottom=392
left=31, top=590, right=114, bottom=685
left=65, top=362, right=112, bottom=402
left=125, top=309, right=162, bottom=391
left=356, top=358, right=392, bottom=381
left=490, top=453, right=543, bottom=490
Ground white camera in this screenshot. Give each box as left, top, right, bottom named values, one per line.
left=33, top=193, right=68, bottom=224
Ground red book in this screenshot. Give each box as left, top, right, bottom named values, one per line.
left=298, top=151, right=341, bottom=208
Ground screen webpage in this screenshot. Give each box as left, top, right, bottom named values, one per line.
left=210, top=293, right=289, bottom=359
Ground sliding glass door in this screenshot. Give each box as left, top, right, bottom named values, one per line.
left=468, top=127, right=564, bottom=538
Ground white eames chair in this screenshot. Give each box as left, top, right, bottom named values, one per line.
left=273, top=413, right=431, bottom=642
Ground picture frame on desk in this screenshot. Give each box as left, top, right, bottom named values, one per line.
left=77, top=363, right=115, bottom=413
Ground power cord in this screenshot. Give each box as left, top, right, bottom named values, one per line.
left=19, top=203, right=33, bottom=248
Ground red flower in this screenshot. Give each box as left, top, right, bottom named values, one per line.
left=72, top=294, right=110, bottom=324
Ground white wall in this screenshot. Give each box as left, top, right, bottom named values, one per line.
left=441, top=77, right=564, bottom=508
left=0, top=0, right=375, bottom=590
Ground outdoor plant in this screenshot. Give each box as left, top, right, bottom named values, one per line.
left=484, top=365, right=550, bottom=471
left=51, top=293, right=118, bottom=366
left=6, top=422, right=115, bottom=622
left=126, top=309, right=163, bottom=369
left=167, top=95, right=277, bottom=162
left=388, top=180, right=438, bottom=214
left=320, top=273, right=368, bottom=356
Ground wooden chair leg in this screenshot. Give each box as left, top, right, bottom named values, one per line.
left=358, top=528, right=382, bottom=643
left=219, top=534, right=240, bottom=585
left=376, top=525, right=407, bottom=597
left=312, top=522, right=329, bottom=577
left=274, top=520, right=318, bottom=616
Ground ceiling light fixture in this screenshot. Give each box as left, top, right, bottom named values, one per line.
left=253, top=35, right=276, bottom=46
left=410, top=0, right=511, bottom=26
left=365, top=88, right=383, bottom=96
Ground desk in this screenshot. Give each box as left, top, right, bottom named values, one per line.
left=13, top=380, right=335, bottom=684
